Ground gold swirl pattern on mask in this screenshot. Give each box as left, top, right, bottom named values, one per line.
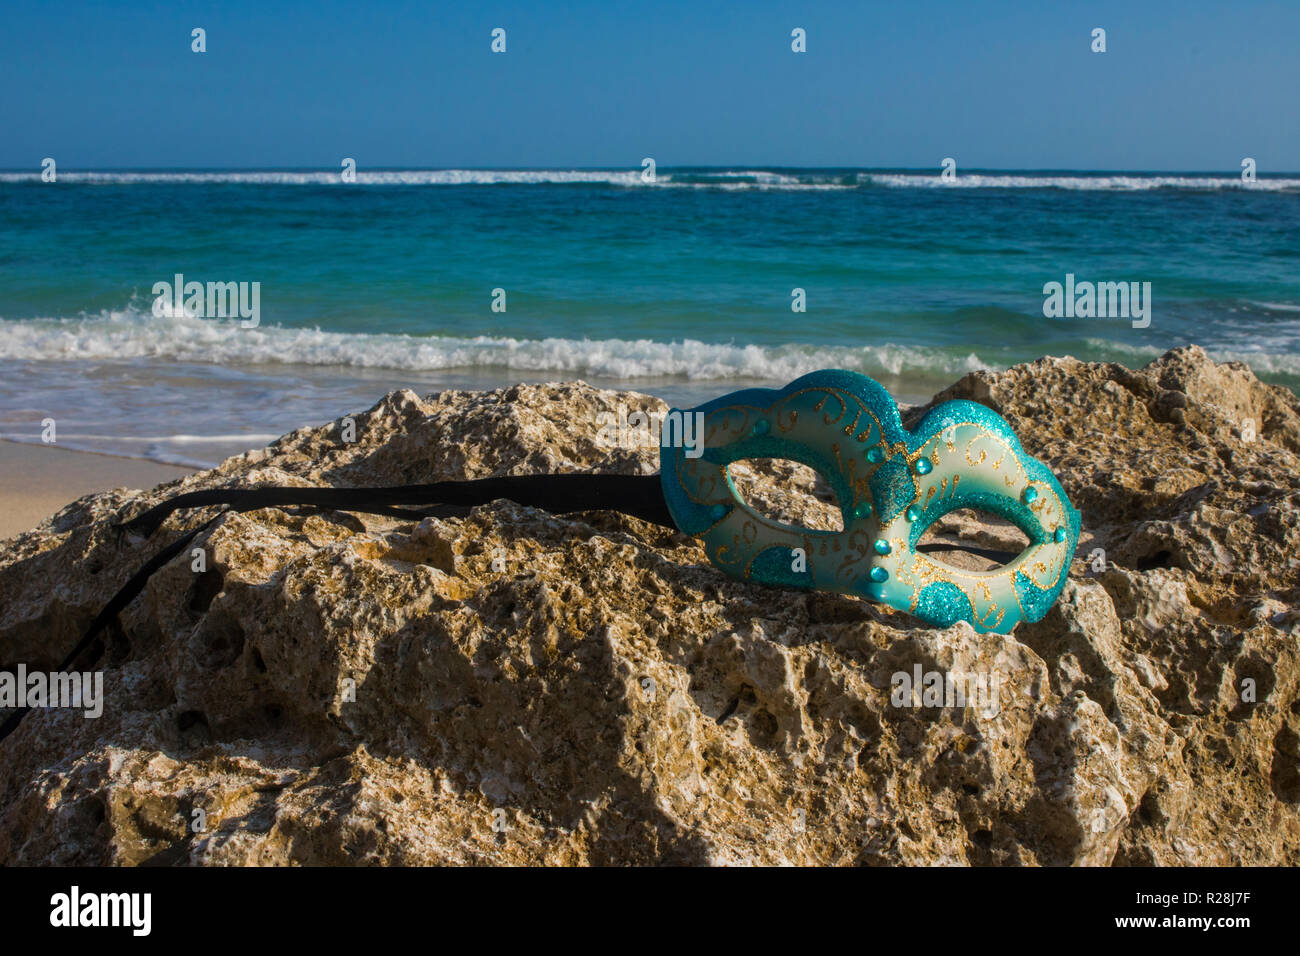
left=683, top=386, right=892, bottom=513
left=712, top=516, right=760, bottom=567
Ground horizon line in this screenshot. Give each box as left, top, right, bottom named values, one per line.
left=3, top=165, right=1298, bottom=175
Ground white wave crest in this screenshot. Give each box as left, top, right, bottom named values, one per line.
left=0, top=168, right=652, bottom=186
left=0, top=309, right=992, bottom=380
left=865, top=173, right=1300, bottom=191
left=4, top=168, right=1294, bottom=190
left=1244, top=300, right=1300, bottom=313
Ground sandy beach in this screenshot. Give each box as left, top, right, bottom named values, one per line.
left=0, top=441, right=195, bottom=541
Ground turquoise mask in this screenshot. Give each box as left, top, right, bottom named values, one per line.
left=659, top=369, right=1080, bottom=634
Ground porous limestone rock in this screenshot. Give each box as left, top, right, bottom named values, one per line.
left=1, top=348, right=1296, bottom=865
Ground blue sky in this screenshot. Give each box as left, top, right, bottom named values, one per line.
left=2, top=0, right=1296, bottom=170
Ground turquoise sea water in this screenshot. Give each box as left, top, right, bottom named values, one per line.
left=1, top=168, right=1297, bottom=465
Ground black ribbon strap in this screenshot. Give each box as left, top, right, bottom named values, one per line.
left=122, top=473, right=677, bottom=538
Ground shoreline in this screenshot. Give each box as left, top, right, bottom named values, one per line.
left=0, top=441, right=196, bottom=541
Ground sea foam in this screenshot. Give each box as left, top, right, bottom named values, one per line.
left=3, top=168, right=1296, bottom=191
left=0, top=307, right=994, bottom=379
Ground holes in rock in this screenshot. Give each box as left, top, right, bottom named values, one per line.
left=1136, top=549, right=1174, bottom=571
left=1135, top=790, right=1164, bottom=826
left=717, top=696, right=741, bottom=724
left=177, top=710, right=207, bottom=732
left=1269, top=724, right=1300, bottom=803
left=1229, top=655, right=1274, bottom=721
left=727, top=459, right=842, bottom=531
left=747, top=708, right=779, bottom=747
left=188, top=569, right=225, bottom=614
left=195, top=615, right=245, bottom=670
left=918, top=509, right=1031, bottom=572
left=971, top=828, right=993, bottom=850
left=715, top=684, right=756, bottom=725
left=961, top=783, right=980, bottom=796
left=251, top=649, right=267, bottom=673
left=857, top=742, right=874, bottom=768
left=79, top=796, right=106, bottom=827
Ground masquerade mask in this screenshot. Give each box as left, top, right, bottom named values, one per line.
left=1, top=369, right=1080, bottom=741
left=659, top=370, right=1080, bottom=634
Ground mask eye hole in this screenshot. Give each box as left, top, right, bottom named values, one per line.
left=918, top=508, right=1031, bottom=571
left=727, top=458, right=843, bottom=532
